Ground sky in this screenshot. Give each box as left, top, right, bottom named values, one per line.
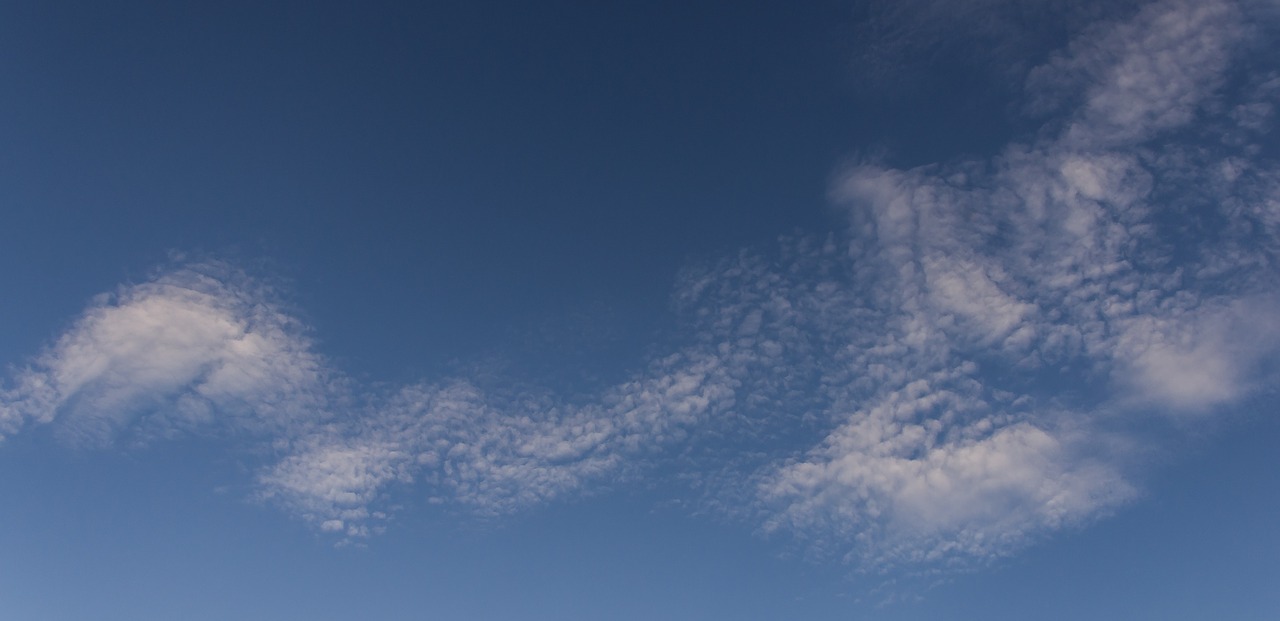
left=1, top=0, right=1279, bottom=619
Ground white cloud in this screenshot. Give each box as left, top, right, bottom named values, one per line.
left=1026, top=0, right=1247, bottom=145
left=276, top=350, right=738, bottom=527
left=679, top=0, right=1280, bottom=569
left=258, top=432, right=413, bottom=538
left=0, top=262, right=744, bottom=538
left=2, top=0, right=1278, bottom=575
left=1112, top=297, right=1280, bottom=411
left=0, top=263, right=333, bottom=446
left=758, top=387, right=1134, bottom=566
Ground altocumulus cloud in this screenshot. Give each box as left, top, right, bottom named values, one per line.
left=3, top=0, right=1279, bottom=568
left=0, top=261, right=738, bottom=539
left=0, top=263, right=335, bottom=446
left=743, top=0, right=1280, bottom=568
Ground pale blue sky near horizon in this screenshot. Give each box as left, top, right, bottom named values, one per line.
left=2, top=0, right=1279, bottom=619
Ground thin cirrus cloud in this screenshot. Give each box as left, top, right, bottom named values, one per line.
left=2, top=0, right=1278, bottom=569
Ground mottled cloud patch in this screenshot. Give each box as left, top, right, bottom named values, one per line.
left=0, top=260, right=745, bottom=540
left=0, top=262, right=333, bottom=446
left=729, top=0, right=1280, bottom=569
left=266, top=350, right=737, bottom=533
left=755, top=373, right=1136, bottom=567
left=2, top=0, right=1279, bottom=574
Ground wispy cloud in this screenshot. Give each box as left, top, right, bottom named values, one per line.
left=727, top=0, right=1280, bottom=569
left=2, top=0, right=1277, bottom=571
left=0, top=261, right=740, bottom=538
left=0, top=262, right=334, bottom=446
left=758, top=385, right=1135, bottom=568
left=252, top=348, right=738, bottom=536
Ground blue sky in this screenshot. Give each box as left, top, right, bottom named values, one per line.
left=2, top=0, right=1279, bottom=618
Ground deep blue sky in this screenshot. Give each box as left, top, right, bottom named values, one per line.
left=2, top=1, right=1279, bottom=619
left=1, top=0, right=1026, bottom=378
